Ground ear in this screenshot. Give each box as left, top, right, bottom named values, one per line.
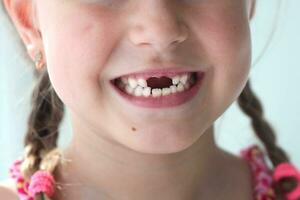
left=248, top=0, right=256, bottom=21
left=3, top=0, right=44, bottom=67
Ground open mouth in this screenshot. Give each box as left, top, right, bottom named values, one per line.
left=109, top=71, right=205, bottom=108
left=111, top=72, right=199, bottom=97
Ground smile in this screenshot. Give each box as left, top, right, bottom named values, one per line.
left=110, top=71, right=205, bottom=108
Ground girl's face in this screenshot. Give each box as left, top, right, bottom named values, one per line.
left=34, top=0, right=253, bottom=153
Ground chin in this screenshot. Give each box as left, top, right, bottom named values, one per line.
left=120, top=126, right=199, bottom=155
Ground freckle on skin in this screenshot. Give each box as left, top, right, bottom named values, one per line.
left=131, top=127, right=136, bottom=132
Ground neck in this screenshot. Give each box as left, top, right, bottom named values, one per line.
left=54, top=114, right=238, bottom=200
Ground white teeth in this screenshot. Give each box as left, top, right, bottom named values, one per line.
left=125, top=85, right=134, bottom=94
left=177, top=83, right=185, bottom=92
left=137, top=78, right=147, bottom=87
left=119, top=72, right=195, bottom=97
left=180, top=74, right=188, bottom=85
left=134, top=86, right=144, bottom=96
left=170, top=85, right=177, bottom=93
left=184, top=82, right=190, bottom=90
left=128, top=78, right=138, bottom=89
left=162, top=88, right=171, bottom=96
left=142, top=87, right=151, bottom=97
left=152, top=89, right=162, bottom=97
left=172, top=76, right=180, bottom=85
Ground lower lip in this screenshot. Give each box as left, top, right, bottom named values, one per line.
left=110, top=72, right=205, bottom=108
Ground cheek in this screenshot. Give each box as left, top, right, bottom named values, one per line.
left=37, top=2, right=121, bottom=106
left=192, top=6, right=251, bottom=66
left=188, top=5, right=252, bottom=114
left=208, top=22, right=251, bottom=109
left=205, top=19, right=251, bottom=93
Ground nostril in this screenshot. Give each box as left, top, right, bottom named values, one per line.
left=146, top=76, right=173, bottom=89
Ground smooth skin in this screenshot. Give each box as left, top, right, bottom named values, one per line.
left=2, top=0, right=256, bottom=199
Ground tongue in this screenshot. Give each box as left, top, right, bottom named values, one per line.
left=147, top=76, right=173, bottom=89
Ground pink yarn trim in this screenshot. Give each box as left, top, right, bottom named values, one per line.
left=28, top=171, right=55, bottom=198
left=9, top=159, right=22, bottom=179
left=9, top=159, right=34, bottom=200
left=273, top=162, right=300, bottom=200
left=240, top=144, right=276, bottom=200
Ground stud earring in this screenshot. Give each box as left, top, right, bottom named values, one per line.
left=34, top=51, right=45, bottom=70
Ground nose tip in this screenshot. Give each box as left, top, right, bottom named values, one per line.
left=128, top=7, right=189, bottom=52
left=131, top=22, right=188, bottom=52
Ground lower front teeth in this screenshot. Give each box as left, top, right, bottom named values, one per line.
left=122, top=82, right=193, bottom=98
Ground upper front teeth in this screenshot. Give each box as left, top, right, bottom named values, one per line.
left=137, top=78, right=147, bottom=87
left=125, top=73, right=191, bottom=88
left=128, top=78, right=138, bottom=88
left=128, top=77, right=148, bottom=88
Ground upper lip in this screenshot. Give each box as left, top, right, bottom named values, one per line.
left=111, top=64, right=205, bottom=80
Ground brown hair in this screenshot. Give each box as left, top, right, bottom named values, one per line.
left=238, top=81, right=298, bottom=200
left=21, top=68, right=64, bottom=200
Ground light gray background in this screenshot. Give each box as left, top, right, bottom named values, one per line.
left=1, top=1, right=299, bottom=180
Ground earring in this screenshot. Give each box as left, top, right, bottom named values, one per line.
left=34, top=51, right=45, bottom=70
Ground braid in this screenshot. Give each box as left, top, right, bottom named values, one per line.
left=21, top=68, right=65, bottom=200
left=238, top=80, right=298, bottom=200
